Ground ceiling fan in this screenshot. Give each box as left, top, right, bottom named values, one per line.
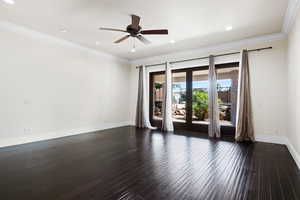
left=99, top=15, right=168, bottom=45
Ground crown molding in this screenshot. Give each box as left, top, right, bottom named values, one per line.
left=283, top=0, right=300, bottom=34
left=130, top=32, right=287, bottom=65
left=0, top=21, right=130, bottom=64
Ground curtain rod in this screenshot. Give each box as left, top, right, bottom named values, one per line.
left=135, top=46, right=272, bottom=68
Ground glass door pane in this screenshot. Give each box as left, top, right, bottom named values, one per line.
left=149, top=63, right=238, bottom=134
left=152, top=74, right=165, bottom=121
left=172, top=72, right=186, bottom=122
left=216, top=67, right=239, bottom=126
left=192, top=70, right=209, bottom=124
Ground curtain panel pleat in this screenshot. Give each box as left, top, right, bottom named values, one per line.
left=136, top=65, right=156, bottom=129
left=162, top=62, right=174, bottom=131
left=235, top=50, right=254, bottom=142
left=208, top=55, right=221, bottom=138
left=135, top=66, right=144, bottom=128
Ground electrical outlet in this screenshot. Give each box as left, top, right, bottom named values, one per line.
left=24, top=128, right=32, bottom=134
left=23, top=100, right=30, bottom=105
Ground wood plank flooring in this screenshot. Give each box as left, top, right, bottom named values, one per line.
left=0, top=126, right=299, bottom=200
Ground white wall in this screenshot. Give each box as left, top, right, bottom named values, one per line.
left=0, top=22, right=131, bottom=147
left=287, top=9, right=300, bottom=164
left=129, top=40, right=288, bottom=141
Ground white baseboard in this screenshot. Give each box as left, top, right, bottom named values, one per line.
left=285, top=138, right=300, bottom=170
left=255, top=135, right=288, bottom=145
left=0, top=122, right=131, bottom=148
left=255, top=135, right=300, bottom=170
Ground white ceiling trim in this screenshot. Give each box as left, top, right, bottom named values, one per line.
left=0, top=21, right=129, bottom=64
left=283, top=0, right=300, bottom=33
left=131, top=32, right=287, bottom=65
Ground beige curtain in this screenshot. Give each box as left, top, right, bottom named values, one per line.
left=235, top=50, right=254, bottom=142
left=136, top=65, right=155, bottom=129
left=208, top=55, right=221, bottom=138
left=136, top=66, right=145, bottom=128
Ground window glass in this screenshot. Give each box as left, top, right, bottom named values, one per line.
left=172, top=72, right=186, bottom=122
left=153, top=74, right=165, bottom=120
left=216, top=67, right=239, bottom=126
left=192, top=70, right=209, bottom=124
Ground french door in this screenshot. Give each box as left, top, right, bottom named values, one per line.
left=149, top=62, right=239, bottom=136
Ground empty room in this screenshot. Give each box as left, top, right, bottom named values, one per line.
left=1, top=0, right=300, bottom=199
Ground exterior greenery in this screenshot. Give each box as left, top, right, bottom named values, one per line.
left=192, top=91, right=209, bottom=121
left=192, top=91, right=222, bottom=121
left=154, top=83, right=163, bottom=90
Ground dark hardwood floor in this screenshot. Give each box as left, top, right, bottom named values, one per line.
left=0, top=126, right=300, bottom=200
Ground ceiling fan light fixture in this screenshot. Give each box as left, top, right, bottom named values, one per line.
left=131, top=48, right=136, bottom=53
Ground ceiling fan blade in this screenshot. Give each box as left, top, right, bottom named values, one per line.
left=140, top=29, right=168, bottom=35
left=131, top=15, right=141, bottom=30
left=114, top=35, right=130, bottom=43
left=100, top=28, right=127, bottom=33
left=137, top=35, right=151, bottom=45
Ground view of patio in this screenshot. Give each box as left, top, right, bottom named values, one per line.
left=152, top=67, right=239, bottom=126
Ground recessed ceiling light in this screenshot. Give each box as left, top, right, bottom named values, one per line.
left=170, top=40, right=176, bottom=44
left=131, top=48, right=136, bottom=53
left=2, top=0, right=15, bottom=5
left=95, top=41, right=100, bottom=45
left=60, top=29, right=67, bottom=33
left=226, top=26, right=233, bottom=31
